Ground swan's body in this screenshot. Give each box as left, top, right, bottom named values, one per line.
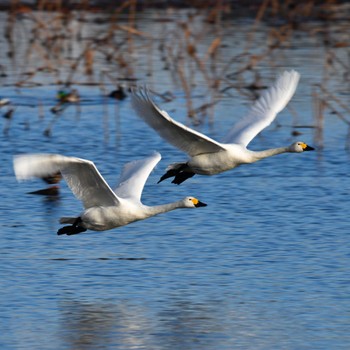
left=13, top=153, right=206, bottom=235
left=131, top=70, right=314, bottom=184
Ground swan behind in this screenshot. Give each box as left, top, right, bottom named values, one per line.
left=131, top=70, right=314, bottom=184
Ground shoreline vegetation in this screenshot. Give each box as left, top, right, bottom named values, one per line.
left=1, top=0, right=349, bottom=148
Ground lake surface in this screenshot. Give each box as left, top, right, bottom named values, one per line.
left=0, top=7, right=349, bottom=350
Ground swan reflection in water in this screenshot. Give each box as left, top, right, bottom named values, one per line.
left=57, top=297, right=227, bottom=349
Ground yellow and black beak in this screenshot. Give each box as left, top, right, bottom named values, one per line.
left=303, top=144, right=315, bottom=151
left=194, top=200, right=207, bottom=208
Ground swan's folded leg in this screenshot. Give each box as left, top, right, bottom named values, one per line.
left=158, top=168, right=183, bottom=183
left=172, top=171, right=195, bottom=185
left=158, top=163, right=190, bottom=184
left=57, top=225, right=87, bottom=235
left=57, top=217, right=87, bottom=236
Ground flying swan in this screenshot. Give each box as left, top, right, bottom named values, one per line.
left=131, top=70, right=314, bottom=184
left=13, top=152, right=207, bottom=235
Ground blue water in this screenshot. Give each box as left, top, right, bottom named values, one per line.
left=1, top=8, right=350, bottom=350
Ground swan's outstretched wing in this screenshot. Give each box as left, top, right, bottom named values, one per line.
left=14, top=154, right=120, bottom=209
left=114, top=152, right=161, bottom=203
left=131, top=89, right=226, bottom=157
left=223, top=70, right=300, bottom=147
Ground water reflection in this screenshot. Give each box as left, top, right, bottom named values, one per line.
left=156, top=300, right=227, bottom=348
left=58, top=297, right=228, bottom=349
left=59, top=300, right=117, bottom=349
left=59, top=299, right=152, bottom=349
left=1, top=5, right=350, bottom=349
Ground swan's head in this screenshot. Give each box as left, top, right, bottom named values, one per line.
left=183, top=196, right=207, bottom=208
left=289, top=142, right=315, bottom=153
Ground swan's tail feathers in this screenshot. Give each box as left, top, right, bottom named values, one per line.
left=158, top=162, right=195, bottom=185
left=57, top=217, right=87, bottom=236
left=59, top=217, right=78, bottom=224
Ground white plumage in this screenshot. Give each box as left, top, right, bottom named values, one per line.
left=131, top=70, right=314, bottom=184
left=13, top=153, right=206, bottom=235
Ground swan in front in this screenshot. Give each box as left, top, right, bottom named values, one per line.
left=13, top=152, right=206, bottom=235
left=131, top=70, right=314, bottom=184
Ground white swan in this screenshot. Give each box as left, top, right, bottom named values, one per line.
left=131, top=70, right=314, bottom=184
left=13, top=152, right=206, bottom=235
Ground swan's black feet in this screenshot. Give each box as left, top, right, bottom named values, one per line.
left=172, top=171, right=195, bottom=185
left=57, top=225, right=87, bottom=235
left=57, top=218, right=86, bottom=235
left=158, top=169, right=178, bottom=183
left=158, top=163, right=195, bottom=185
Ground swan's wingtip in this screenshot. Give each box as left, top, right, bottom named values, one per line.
left=151, top=151, right=162, bottom=161
left=275, top=69, right=301, bottom=91
left=281, top=69, right=300, bottom=80
left=290, top=69, right=300, bottom=79
left=130, top=85, right=150, bottom=96
left=130, top=85, right=154, bottom=106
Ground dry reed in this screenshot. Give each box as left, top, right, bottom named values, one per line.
left=1, top=0, right=349, bottom=146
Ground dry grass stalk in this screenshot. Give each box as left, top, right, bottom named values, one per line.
left=2, top=0, right=349, bottom=147
left=312, top=90, right=324, bottom=149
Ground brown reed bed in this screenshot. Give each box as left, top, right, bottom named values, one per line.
left=1, top=0, right=349, bottom=146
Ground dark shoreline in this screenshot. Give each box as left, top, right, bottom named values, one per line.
left=0, top=0, right=349, bottom=23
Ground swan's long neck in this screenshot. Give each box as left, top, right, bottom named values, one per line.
left=144, top=201, right=184, bottom=217
left=251, top=146, right=289, bottom=161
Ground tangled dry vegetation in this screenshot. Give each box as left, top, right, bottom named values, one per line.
left=1, top=0, right=349, bottom=148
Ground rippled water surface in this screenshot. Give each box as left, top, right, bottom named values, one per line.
left=0, top=8, right=350, bottom=350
